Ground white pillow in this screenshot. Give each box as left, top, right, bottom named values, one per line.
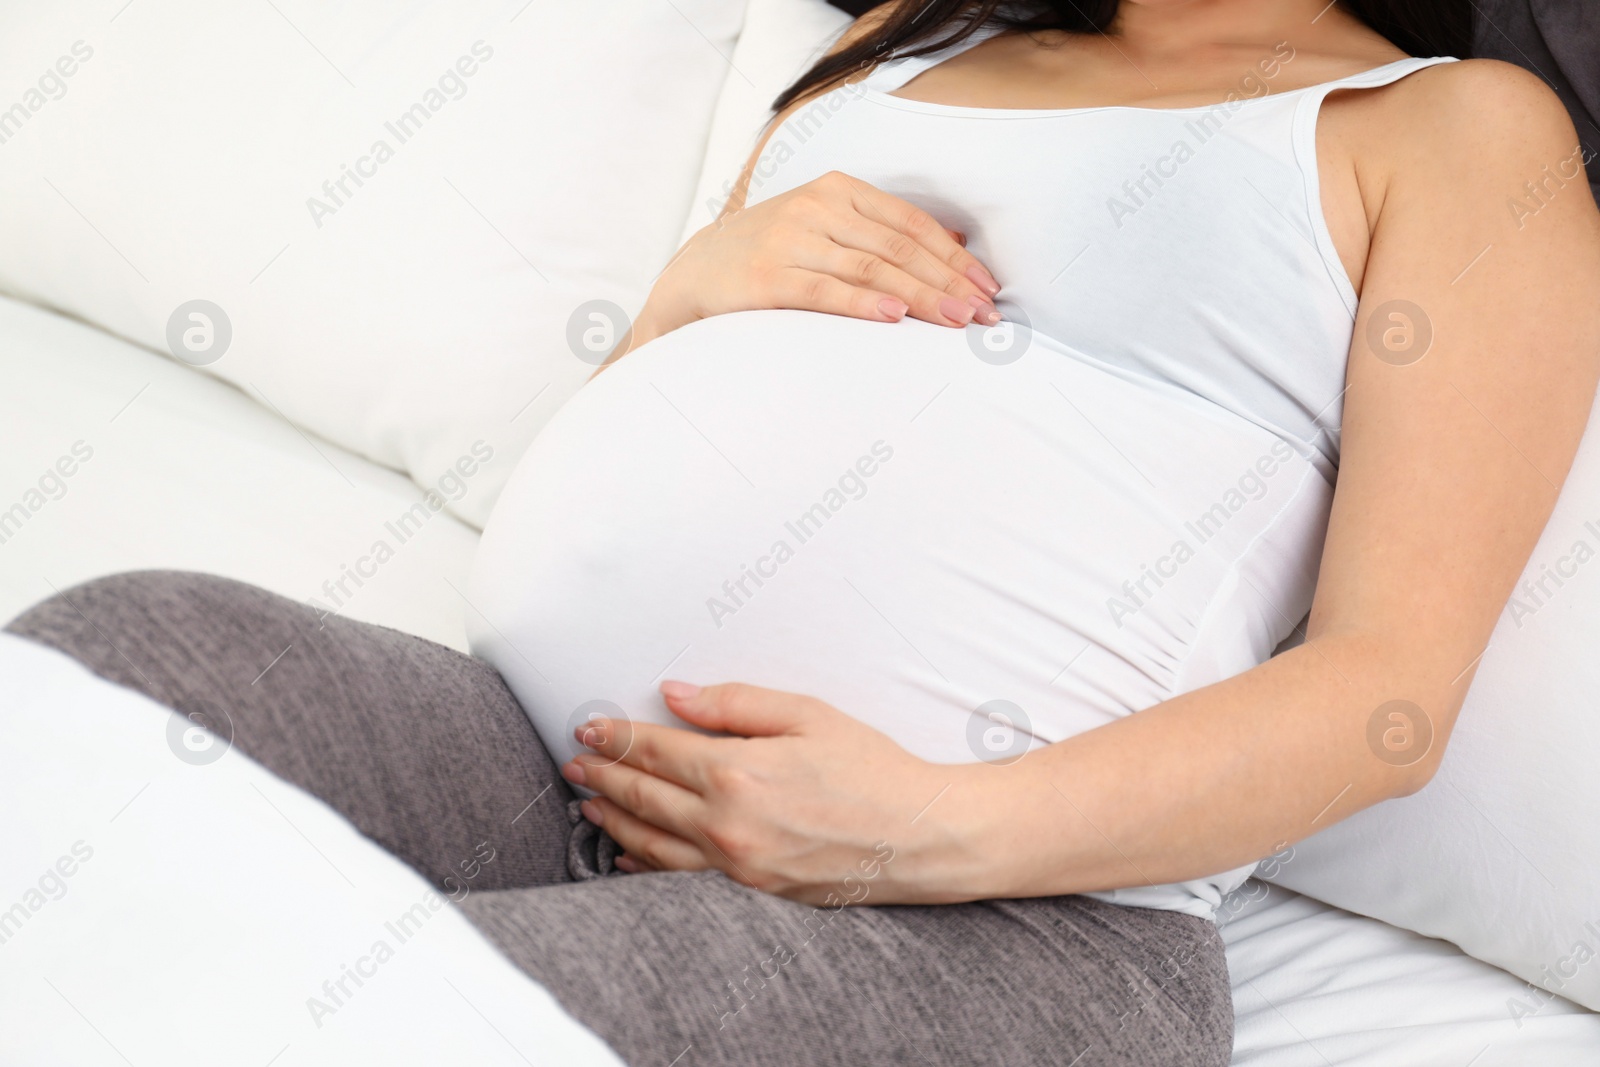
left=0, top=294, right=480, bottom=652
left=0, top=0, right=744, bottom=528
left=677, top=0, right=853, bottom=245
left=1266, top=392, right=1600, bottom=1013
left=0, top=633, right=623, bottom=1065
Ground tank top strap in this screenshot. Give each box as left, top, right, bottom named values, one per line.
left=858, top=21, right=1008, bottom=94
left=1302, top=54, right=1458, bottom=102
left=1287, top=55, right=1459, bottom=315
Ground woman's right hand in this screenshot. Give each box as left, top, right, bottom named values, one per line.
left=625, top=170, right=1003, bottom=355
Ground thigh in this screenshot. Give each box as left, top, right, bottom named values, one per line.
left=5, top=570, right=579, bottom=892
left=462, top=871, right=1234, bottom=1067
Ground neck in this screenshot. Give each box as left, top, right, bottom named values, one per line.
left=1104, top=0, right=1380, bottom=62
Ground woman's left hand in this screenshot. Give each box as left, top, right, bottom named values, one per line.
left=560, top=681, right=987, bottom=905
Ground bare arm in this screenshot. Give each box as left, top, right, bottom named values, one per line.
left=926, top=59, right=1600, bottom=900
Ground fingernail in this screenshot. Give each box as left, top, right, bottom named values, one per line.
left=616, top=855, right=639, bottom=873
left=877, top=297, right=908, bottom=321
left=660, top=680, right=701, bottom=700
left=939, top=297, right=976, bottom=325
left=965, top=265, right=1000, bottom=296
left=575, top=720, right=608, bottom=747
left=967, top=295, right=1000, bottom=325
left=561, top=760, right=587, bottom=786
left=579, top=799, right=603, bottom=827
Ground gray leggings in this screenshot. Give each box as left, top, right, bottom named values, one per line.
left=7, top=571, right=1233, bottom=1067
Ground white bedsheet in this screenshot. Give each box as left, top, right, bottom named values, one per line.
left=0, top=633, right=620, bottom=1066
left=3, top=294, right=1597, bottom=1064
left=1221, top=881, right=1600, bottom=1065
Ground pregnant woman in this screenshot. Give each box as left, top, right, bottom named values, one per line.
left=10, top=0, right=1599, bottom=1064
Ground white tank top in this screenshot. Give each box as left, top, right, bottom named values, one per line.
left=468, top=29, right=1458, bottom=919
left=745, top=24, right=1457, bottom=478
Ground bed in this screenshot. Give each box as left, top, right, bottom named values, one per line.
left=4, top=0, right=1600, bottom=1060
left=5, top=294, right=1597, bottom=1064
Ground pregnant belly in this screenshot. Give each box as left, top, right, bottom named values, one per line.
left=468, top=309, right=1331, bottom=773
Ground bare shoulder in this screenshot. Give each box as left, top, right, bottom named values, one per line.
left=1366, top=59, right=1584, bottom=185
left=1405, top=58, right=1572, bottom=134
left=1318, top=55, right=1594, bottom=247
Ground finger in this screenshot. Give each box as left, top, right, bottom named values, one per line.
left=660, top=680, right=819, bottom=737
left=577, top=717, right=715, bottom=793
left=586, top=798, right=710, bottom=872
left=614, top=853, right=661, bottom=874
left=822, top=215, right=995, bottom=323
left=833, top=175, right=1001, bottom=296
left=945, top=228, right=967, bottom=246
left=571, top=754, right=709, bottom=840
left=572, top=713, right=629, bottom=759
left=765, top=266, right=911, bottom=324
left=798, top=237, right=994, bottom=328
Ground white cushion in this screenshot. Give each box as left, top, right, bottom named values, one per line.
left=0, top=633, right=622, bottom=1065
left=0, top=0, right=744, bottom=528
left=677, top=0, right=852, bottom=245
left=1266, top=393, right=1600, bottom=1013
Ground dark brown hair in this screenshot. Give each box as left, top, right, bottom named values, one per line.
left=775, top=0, right=1473, bottom=111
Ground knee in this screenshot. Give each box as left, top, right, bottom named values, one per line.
left=5, top=570, right=303, bottom=707
left=7, top=570, right=238, bottom=636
